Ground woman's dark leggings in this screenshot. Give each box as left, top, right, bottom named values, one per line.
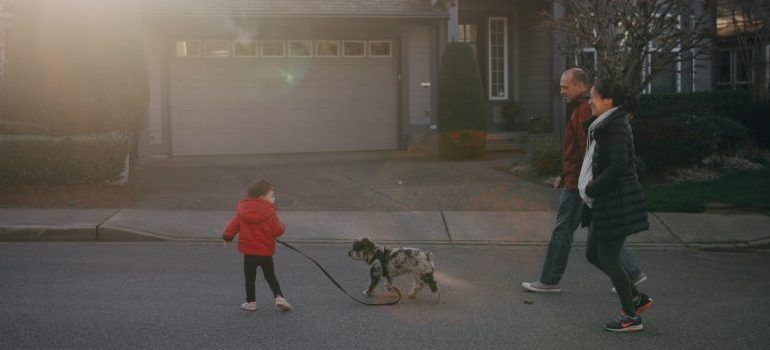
left=586, top=226, right=638, bottom=316
left=244, top=255, right=283, bottom=302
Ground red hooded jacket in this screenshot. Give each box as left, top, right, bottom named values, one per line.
left=222, top=198, right=285, bottom=256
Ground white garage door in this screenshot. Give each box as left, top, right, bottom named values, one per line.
left=170, top=40, right=398, bottom=156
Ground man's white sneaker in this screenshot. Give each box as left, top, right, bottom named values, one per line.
left=522, top=281, right=562, bottom=293
left=611, top=274, right=648, bottom=293
left=275, top=296, right=292, bottom=311
left=240, top=301, right=257, bottom=311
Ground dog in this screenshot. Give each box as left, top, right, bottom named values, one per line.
left=348, top=238, right=439, bottom=300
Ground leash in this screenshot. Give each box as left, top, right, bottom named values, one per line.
left=276, top=240, right=401, bottom=306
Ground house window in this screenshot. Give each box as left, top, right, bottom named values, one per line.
left=574, top=48, right=597, bottom=80
left=205, top=41, right=230, bottom=58
left=176, top=41, right=201, bottom=57
left=488, top=17, right=508, bottom=100
left=716, top=50, right=732, bottom=90
left=261, top=41, right=285, bottom=57
left=288, top=41, right=312, bottom=57
left=369, top=41, right=392, bottom=57
left=233, top=41, right=258, bottom=57
left=316, top=40, right=339, bottom=57
left=648, top=52, right=680, bottom=93
left=459, top=24, right=477, bottom=54
left=735, top=48, right=753, bottom=90
left=767, top=45, right=770, bottom=90
left=343, top=41, right=366, bottom=57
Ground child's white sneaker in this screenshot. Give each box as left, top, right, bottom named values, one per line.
left=240, top=301, right=257, bottom=311
left=275, top=296, right=292, bottom=311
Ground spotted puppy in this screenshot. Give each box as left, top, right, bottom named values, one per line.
left=348, top=238, right=439, bottom=299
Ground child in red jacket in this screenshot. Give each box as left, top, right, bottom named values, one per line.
left=223, top=179, right=291, bottom=312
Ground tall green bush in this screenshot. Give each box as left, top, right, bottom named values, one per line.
left=6, top=0, right=148, bottom=139
left=437, top=43, right=488, bottom=159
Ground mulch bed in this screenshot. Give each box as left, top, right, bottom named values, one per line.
left=0, top=184, right=136, bottom=209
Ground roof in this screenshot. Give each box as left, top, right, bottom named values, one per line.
left=142, top=0, right=449, bottom=18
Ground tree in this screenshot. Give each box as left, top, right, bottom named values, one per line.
left=721, top=0, right=770, bottom=101
left=541, top=0, right=714, bottom=110
left=6, top=0, right=148, bottom=140
left=437, top=42, right=488, bottom=160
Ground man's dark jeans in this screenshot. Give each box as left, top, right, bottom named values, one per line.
left=539, top=189, right=642, bottom=285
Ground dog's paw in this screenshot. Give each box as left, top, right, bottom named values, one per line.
left=407, top=290, right=418, bottom=299
left=362, top=289, right=373, bottom=297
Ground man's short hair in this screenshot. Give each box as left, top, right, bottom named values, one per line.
left=565, top=68, right=589, bottom=87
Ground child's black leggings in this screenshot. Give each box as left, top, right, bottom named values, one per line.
left=244, top=255, right=283, bottom=302
left=585, top=226, right=637, bottom=316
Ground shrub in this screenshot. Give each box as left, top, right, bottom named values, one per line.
left=438, top=43, right=488, bottom=159
left=6, top=0, right=148, bottom=139
left=528, top=136, right=562, bottom=176
left=680, top=114, right=753, bottom=160
left=632, top=117, right=689, bottom=173
left=0, top=132, right=131, bottom=185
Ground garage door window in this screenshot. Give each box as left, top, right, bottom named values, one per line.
left=369, top=41, right=392, bottom=57
left=316, top=40, right=339, bottom=57
left=262, top=41, right=286, bottom=57
left=234, top=41, right=258, bottom=57
left=205, top=41, right=230, bottom=57
left=176, top=41, right=201, bottom=57
left=289, top=41, right=312, bottom=57
left=343, top=41, right=366, bottom=57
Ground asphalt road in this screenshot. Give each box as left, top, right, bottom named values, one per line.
left=1, top=243, right=769, bottom=349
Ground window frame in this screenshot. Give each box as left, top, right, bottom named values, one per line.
left=261, top=40, right=286, bottom=58
left=368, top=40, right=392, bottom=58
left=204, top=40, right=231, bottom=58
left=315, top=40, right=340, bottom=58
left=644, top=15, right=682, bottom=94
left=342, top=40, right=367, bottom=58
left=175, top=40, right=202, bottom=58
left=488, top=16, right=509, bottom=101
left=288, top=40, right=313, bottom=58
left=233, top=40, right=258, bottom=58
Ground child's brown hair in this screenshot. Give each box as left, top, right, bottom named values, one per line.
left=247, top=179, right=275, bottom=198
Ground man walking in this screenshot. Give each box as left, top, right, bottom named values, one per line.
left=522, top=68, right=646, bottom=293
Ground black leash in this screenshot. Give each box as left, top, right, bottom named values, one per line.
left=276, top=240, right=401, bottom=306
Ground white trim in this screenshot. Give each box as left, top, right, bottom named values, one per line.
left=342, top=40, right=367, bottom=57
left=204, top=40, right=230, bottom=58
left=315, top=40, right=340, bottom=57
left=645, top=50, right=682, bottom=94
left=261, top=40, right=286, bottom=58
left=574, top=47, right=597, bottom=72
left=233, top=40, right=258, bottom=57
left=368, top=40, right=392, bottom=58
left=488, top=16, right=508, bottom=100
left=288, top=40, right=312, bottom=57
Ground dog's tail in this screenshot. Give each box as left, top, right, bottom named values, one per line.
left=427, top=251, right=435, bottom=269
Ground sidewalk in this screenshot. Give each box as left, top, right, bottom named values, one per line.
left=1, top=208, right=769, bottom=250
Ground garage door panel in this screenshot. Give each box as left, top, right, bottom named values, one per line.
left=171, top=45, right=398, bottom=156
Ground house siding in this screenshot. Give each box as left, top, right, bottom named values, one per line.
left=0, top=0, right=12, bottom=107
left=516, top=1, right=552, bottom=123
left=407, top=26, right=432, bottom=126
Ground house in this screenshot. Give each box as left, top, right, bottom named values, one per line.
left=0, top=0, right=729, bottom=157
left=713, top=1, right=769, bottom=92
left=0, top=0, right=13, bottom=108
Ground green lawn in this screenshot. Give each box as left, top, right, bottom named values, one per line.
left=644, top=169, right=770, bottom=213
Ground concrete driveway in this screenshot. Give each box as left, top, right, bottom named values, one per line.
left=134, top=151, right=556, bottom=212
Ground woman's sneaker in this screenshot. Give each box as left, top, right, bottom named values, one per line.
left=275, top=296, right=292, bottom=311
left=240, top=301, right=257, bottom=311
left=604, top=313, right=643, bottom=333
left=634, top=293, right=654, bottom=314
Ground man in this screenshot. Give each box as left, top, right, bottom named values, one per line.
left=522, top=68, right=646, bottom=293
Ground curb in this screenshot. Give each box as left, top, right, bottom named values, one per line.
left=0, top=225, right=97, bottom=241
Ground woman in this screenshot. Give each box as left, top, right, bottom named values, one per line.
left=579, top=78, right=653, bottom=333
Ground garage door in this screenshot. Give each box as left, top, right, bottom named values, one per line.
left=170, top=39, right=398, bottom=156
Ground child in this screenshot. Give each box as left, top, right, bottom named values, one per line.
left=223, top=179, right=291, bottom=312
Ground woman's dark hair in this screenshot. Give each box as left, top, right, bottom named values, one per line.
left=593, top=78, right=626, bottom=108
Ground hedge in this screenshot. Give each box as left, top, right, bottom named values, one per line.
left=0, top=132, right=132, bottom=185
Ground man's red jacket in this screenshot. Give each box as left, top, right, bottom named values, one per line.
left=561, top=97, right=592, bottom=189
left=223, top=198, right=285, bottom=256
